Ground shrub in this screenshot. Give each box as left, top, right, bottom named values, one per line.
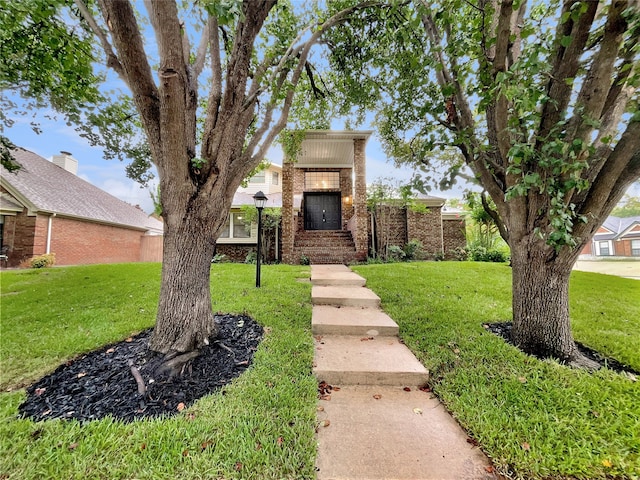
left=467, top=244, right=509, bottom=263
left=403, top=239, right=424, bottom=260
left=432, top=251, right=445, bottom=261
left=299, top=254, right=310, bottom=265
left=387, top=245, right=406, bottom=262
left=452, top=247, right=467, bottom=261
left=29, top=253, right=56, bottom=268
left=211, top=253, right=229, bottom=263
left=244, top=250, right=257, bottom=264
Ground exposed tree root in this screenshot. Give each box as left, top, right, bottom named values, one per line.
left=127, top=359, right=146, bottom=395
left=567, top=352, right=601, bottom=371
left=155, top=350, right=201, bottom=377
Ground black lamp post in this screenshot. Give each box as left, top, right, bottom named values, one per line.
left=253, top=190, right=268, bottom=287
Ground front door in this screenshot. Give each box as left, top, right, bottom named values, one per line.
left=304, top=193, right=341, bottom=230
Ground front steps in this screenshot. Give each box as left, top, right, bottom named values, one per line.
left=311, top=265, right=497, bottom=480
left=311, top=265, right=428, bottom=387
left=294, top=230, right=357, bottom=264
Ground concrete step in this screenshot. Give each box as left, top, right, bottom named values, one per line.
left=316, top=386, right=496, bottom=480
left=313, top=335, right=429, bottom=387
left=312, top=286, right=380, bottom=308
left=310, top=269, right=366, bottom=287
left=312, top=305, right=399, bottom=336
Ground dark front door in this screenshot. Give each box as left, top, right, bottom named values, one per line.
left=304, top=193, right=341, bottom=230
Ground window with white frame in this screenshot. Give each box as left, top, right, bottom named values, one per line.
left=249, top=171, right=266, bottom=183
left=631, top=239, right=640, bottom=256
left=219, top=213, right=251, bottom=239
left=272, top=171, right=279, bottom=185
left=598, top=241, right=611, bottom=256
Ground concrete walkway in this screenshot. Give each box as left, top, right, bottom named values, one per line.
left=311, top=265, right=496, bottom=480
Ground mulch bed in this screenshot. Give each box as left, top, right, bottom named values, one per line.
left=18, top=314, right=263, bottom=423
left=484, top=322, right=640, bottom=376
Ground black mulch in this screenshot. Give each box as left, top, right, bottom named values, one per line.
left=18, top=314, right=263, bottom=423
left=484, top=321, right=640, bottom=376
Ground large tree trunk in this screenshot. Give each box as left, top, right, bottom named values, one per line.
left=148, top=193, right=223, bottom=356
left=510, top=240, right=599, bottom=369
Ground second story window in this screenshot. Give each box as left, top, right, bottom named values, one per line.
left=249, top=171, right=266, bottom=184
left=272, top=171, right=279, bottom=185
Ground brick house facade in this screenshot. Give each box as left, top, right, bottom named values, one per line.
left=0, top=148, right=163, bottom=268
left=580, top=216, right=640, bottom=258
left=371, top=201, right=466, bottom=260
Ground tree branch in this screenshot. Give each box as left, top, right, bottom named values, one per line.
left=73, top=0, right=125, bottom=78
left=192, top=22, right=210, bottom=80
left=565, top=0, right=629, bottom=147
left=96, top=0, right=161, bottom=161
left=537, top=0, right=598, bottom=142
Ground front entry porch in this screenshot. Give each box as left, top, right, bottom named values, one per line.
left=281, top=130, right=372, bottom=265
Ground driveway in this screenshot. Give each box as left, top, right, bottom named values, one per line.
left=573, top=260, right=640, bottom=280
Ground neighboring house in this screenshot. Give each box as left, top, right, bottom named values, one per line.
left=580, top=215, right=640, bottom=258
left=0, top=148, right=163, bottom=268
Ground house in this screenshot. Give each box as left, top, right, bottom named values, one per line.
left=580, top=216, right=640, bottom=257
left=0, top=148, right=163, bottom=268
left=279, top=131, right=469, bottom=264
left=281, top=130, right=371, bottom=264
left=214, top=163, right=283, bottom=262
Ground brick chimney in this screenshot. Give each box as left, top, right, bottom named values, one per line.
left=52, top=151, right=78, bottom=175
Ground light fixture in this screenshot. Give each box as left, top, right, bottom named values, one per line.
left=253, top=191, right=268, bottom=287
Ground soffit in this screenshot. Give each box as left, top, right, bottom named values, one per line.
left=294, top=130, right=372, bottom=169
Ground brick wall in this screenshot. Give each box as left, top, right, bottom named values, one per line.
left=407, top=207, right=443, bottom=257
left=1, top=210, right=37, bottom=267
left=49, top=216, right=144, bottom=265
left=443, top=217, right=467, bottom=259
left=370, top=205, right=467, bottom=260
left=373, top=205, right=407, bottom=255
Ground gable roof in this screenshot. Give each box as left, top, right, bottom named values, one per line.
left=1, top=148, right=163, bottom=233
left=595, top=216, right=640, bottom=240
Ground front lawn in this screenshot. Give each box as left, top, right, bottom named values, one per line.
left=0, top=263, right=316, bottom=480
left=352, top=262, right=640, bottom=480
left=2, top=262, right=638, bottom=479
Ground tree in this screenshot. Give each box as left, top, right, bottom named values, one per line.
left=328, top=0, right=640, bottom=367
left=0, top=0, right=102, bottom=171
left=2, top=0, right=379, bottom=365
left=611, top=191, right=640, bottom=217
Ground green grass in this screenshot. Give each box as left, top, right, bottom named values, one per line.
left=352, top=262, right=640, bottom=480
left=2, top=262, right=639, bottom=479
left=0, top=263, right=316, bottom=480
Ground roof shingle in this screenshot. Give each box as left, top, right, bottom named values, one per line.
left=0, top=148, right=163, bottom=233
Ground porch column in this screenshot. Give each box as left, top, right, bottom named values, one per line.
left=354, top=139, right=368, bottom=260
left=281, top=160, right=295, bottom=264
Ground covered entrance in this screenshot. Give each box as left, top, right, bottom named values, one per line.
left=304, top=193, right=341, bottom=230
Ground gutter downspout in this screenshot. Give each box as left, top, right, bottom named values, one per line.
left=46, top=213, right=56, bottom=254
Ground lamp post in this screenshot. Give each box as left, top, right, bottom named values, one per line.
left=253, top=190, right=268, bottom=288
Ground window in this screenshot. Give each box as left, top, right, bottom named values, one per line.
left=272, top=171, right=279, bottom=185
left=219, top=213, right=251, bottom=239
left=305, top=171, right=340, bottom=190
left=249, top=171, right=265, bottom=183
left=631, top=239, right=640, bottom=256
left=598, top=241, right=610, bottom=256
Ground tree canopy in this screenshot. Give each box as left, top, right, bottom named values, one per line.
left=327, top=0, right=640, bottom=366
